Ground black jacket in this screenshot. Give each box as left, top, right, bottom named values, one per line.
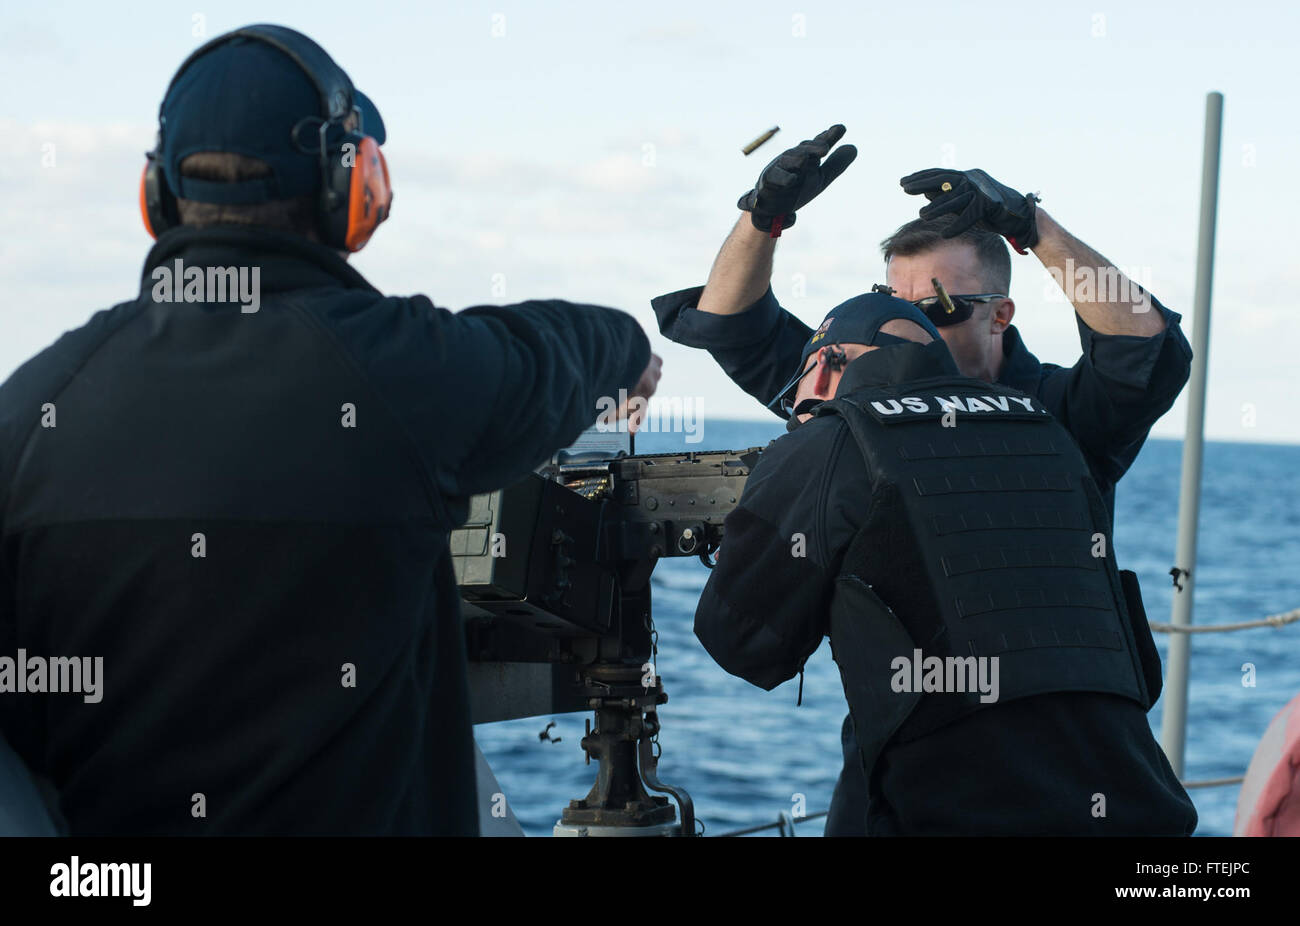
left=695, top=343, right=1198, bottom=835
left=651, top=284, right=1192, bottom=517
left=0, top=225, right=650, bottom=835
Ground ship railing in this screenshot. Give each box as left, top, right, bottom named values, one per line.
left=715, top=606, right=1299, bottom=835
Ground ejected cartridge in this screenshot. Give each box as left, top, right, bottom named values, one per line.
left=931, top=277, right=958, bottom=316
left=742, top=126, right=780, bottom=156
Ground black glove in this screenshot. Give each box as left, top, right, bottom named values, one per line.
left=738, top=124, right=857, bottom=234
left=899, top=167, right=1041, bottom=253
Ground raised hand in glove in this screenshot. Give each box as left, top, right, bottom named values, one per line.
left=899, top=168, right=1041, bottom=254
left=738, top=124, right=857, bottom=236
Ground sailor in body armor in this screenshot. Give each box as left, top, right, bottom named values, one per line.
left=657, top=125, right=1193, bottom=836
left=693, top=292, right=1197, bottom=835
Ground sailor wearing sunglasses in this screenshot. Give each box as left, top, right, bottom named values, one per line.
left=652, top=125, right=1192, bottom=836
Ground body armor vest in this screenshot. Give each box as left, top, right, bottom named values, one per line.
left=815, top=374, right=1160, bottom=779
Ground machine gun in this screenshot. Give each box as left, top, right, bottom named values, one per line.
left=452, top=443, right=763, bottom=836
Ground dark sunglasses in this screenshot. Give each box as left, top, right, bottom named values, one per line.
left=872, top=282, right=1006, bottom=327
left=913, top=292, right=1005, bottom=326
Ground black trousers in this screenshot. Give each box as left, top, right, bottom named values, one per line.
left=824, top=713, right=869, bottom=836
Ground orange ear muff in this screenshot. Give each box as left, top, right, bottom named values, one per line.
left=344, top=136, right=392, bottom=252
left=140, top=154, right=177, bottom=240
left=139, top=163, right=158, bottom=239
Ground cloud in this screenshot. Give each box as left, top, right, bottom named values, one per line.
left=392, top=146, right=707, bottom=199
left=622, top=17, right=739, bottom=58
left=626, top=20, right=705, bottom=44
left=0, top=19, right=65, bottom=60
left=3, top=118, right=1298, bottom=445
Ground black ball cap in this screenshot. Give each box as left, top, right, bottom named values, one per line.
left=157, top=33, right=385, bottom=205
left=767, top=292, right=944, bottom=411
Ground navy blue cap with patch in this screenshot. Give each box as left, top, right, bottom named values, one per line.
left=157, top=25, right=385, bottom=205
left=767, top=291, right=944, bottom=410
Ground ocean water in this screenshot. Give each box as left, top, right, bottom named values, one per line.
left=474, top=422, right=1300, bottom=836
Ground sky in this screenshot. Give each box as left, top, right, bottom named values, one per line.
left=2, top=0, right=1297, bottom=443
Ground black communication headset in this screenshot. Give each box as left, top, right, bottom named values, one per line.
left=140, top=23, right=392, bottom=251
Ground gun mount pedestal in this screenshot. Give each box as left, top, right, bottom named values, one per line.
left=553, top=664, right=694, bottom=837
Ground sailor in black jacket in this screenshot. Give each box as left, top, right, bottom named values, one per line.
left=657, top=126, right=1192, bottom=835
left=695, top=292, right=1197, bottom=835
left=0, top=26, right=657, bottom=835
